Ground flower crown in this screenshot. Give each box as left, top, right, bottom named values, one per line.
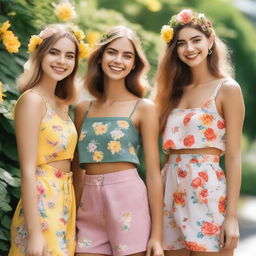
left=161, top=9, right=212, bottom=44
left=28, top=24, right=91, bottom=59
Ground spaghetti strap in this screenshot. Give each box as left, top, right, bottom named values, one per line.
left=129, top=99, right=141, bottom=118
left=211, top=79, right=226, bottom=99
left=84, top=101, right=93, bottom=118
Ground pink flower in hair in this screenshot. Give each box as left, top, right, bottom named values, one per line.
left=176, top=9, right=193, bottom=24
left=39, top=28, right=59, bottom=39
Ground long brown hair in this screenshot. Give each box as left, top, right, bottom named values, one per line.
left=17, top=24, right=79, bottom=103
left=85, top=26, right=149, bottom=100
left=155, top=22, right=233, bottom=134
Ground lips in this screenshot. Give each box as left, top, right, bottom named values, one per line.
left=186, top=52, right=200, bottom=60
left=109, top=65, right=124, bottom=72
left=52, top=66, right=67, bottom=73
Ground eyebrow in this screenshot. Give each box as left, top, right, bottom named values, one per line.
left=177, top=35, right=202, bottom=42
left=50, top=47, right=75, bottom=55
left=106, top=47, right=134, bottom=55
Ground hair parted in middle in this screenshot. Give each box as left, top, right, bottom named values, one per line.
left=155, top=9, right=234, bottom=134
left=85, top=25, right=150, bottom=100
left=17, top=23, right=80, bottom=103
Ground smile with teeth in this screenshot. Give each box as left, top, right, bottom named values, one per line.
left=52, top=66, right=67, bottom=73
left=186, top=52, right=200, bottom=59
left=109, top=65, right=124, bottom=72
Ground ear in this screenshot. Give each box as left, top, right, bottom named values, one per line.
left=208, top=33, right=214, bottom=50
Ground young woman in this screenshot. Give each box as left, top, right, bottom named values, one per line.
left=156, top=9, right=244, bottom=256
left=9, top=23, right=82, bottom=256
left=73, top=26, right=163, bottom=256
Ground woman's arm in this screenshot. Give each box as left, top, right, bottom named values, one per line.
left=72, top=101, right=88, bottom=208
left=219, top=81, right=245, bottom=250
left=14, top=92, right=47, bottom=255
left=139, top=99, right=164, bottom=256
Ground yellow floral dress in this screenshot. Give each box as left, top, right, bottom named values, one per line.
left=9, top=90, right=77, bottom=256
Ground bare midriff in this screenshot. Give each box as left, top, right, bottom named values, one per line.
left=83, top=162, right=137, bottom=175
left=47, top=159, right=71, bottom=172
left=168, top=147, right=222, bottom=156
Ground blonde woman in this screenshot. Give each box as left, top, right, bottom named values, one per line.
left=9, top=24, right=83, bottom=256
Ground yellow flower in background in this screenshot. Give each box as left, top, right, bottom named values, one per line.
left=79, top=41, right=91, bottom=59
left=0, top=21, right=21, bottom=53
left=108, top=141, right=122, bottom=154
left=54, top=1, right=76, bottom=22
left=161, top=25, right=174, bottom=43
left=28, top=35, right=43, bottom=53
left=146, top=0, right=162, bottom=12
left=87, top=31, right=100, bottom=47
left=0, top=21, right=11, bottom=33
left=0, top=81, right=5, bottom=102
left=1, top=30, right=21, bottom=53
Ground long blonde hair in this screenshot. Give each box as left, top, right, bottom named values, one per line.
left=155, top=22, right=233, bottom=133
left=17, top=24, right=79, bottom=103
left=85, top=25, right=150, bottom=99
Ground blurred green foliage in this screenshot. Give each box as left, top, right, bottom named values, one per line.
left=0, top=0, right=256, bottom=254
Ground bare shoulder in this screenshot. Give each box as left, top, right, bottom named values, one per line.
left=221, top=78, right=242, bottom=94
left=137, top=98, right=157, bottom=114
left=15, top=91, right=45, bottom=115
left=75, top=100, right=90, bottom=114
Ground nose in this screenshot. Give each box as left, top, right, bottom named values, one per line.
left=57, top=54, right=65, bottom=64
left=114, top=54, right=122, bottom=64
left=186, top=42, right=195, bottom=52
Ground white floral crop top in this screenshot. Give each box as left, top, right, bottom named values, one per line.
left=162, top=80, right=227, bottom=155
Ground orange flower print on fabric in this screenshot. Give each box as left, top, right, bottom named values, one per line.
left=177, top=168, right=187, bottom=178
left=215, top=169, right=225, bottom=181
left=218, top=196, right=226, bottom=214
left=163, top=139, right=175, bottom=150
left=173, top=192, right=186, bottom=207
left=190, top=158, right=199, bottom=164
left=191, top=177, right=204, bottom=189
left=183, top=112, right=195, bottom=126
left=185, top=241, right=207, bottom=252
left=217, top=120, right=225, bottom=129
left=201, top=222, right=220, bottom=236
left=199, top=189, right=208, bottom=203
left=200, top=114, right=214, bottom=126
left=183, top=134, right=195, bottom=147
left=204, top=128, right=216, bottom=141
left=176, top=156, right=182, bottom=162
left=198, top=171, right=208, bottom=182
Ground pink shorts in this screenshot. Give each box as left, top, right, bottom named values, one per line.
left=76, top=168, right=151, bottom=256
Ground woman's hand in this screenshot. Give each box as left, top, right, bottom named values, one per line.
left=146, top=237, right=164, bottom=256
left=26, top=230, right=47, bottom=256
left=220, top=215, right=240, bottom=250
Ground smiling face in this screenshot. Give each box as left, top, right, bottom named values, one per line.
left=101, top=37, right=135, bottom=82
left=41, top=36, right=76, bottom=82
left=176, top=27, right=213, bottom=68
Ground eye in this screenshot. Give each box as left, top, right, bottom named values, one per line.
left=66, top=54, right=75, bottom=59
left=177, top=42, right=185, bottom=47
left=193, top=38, right=201, bottom=43
left=124, top=54, right=133, bottom=59
left=49, top=50, right=58, bottom=55
left=107, top=50, right=115, bottom=55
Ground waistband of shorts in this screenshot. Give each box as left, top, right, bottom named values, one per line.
left=168, top=154, right=220, bottom=164
left=84, top=168, right=140, bottom=185
left=36, top=164, right=73, bottom=181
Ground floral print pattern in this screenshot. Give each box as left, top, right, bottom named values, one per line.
left=78, top=118, right=140, bottom=166
left=162, top=154, right=226, bottom=252
left=9, top=165, right=76, bottom=255
left=162, top=82, right=226, bottom=154
left=120, top=212, right=133, bottom=231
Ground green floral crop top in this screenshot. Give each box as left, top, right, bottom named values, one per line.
left=78, top=100, right=141, bottom=168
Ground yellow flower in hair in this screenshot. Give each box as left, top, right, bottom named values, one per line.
left=161, top=25, right=173, bottom=43
left=79, top=41, right=91, bottom=59
left=72, top=27, right=85, bottom=41
left=28, top=35, right=43, bottom=53
left=87, top=31, right=100, bottom=46
left=146, top=0, right=162, bottom=12
left=0, top=21, right=11, bottom=33
left=2, top=30, right=21, bottom=53
left=54, top=2, right=76, bottom=22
